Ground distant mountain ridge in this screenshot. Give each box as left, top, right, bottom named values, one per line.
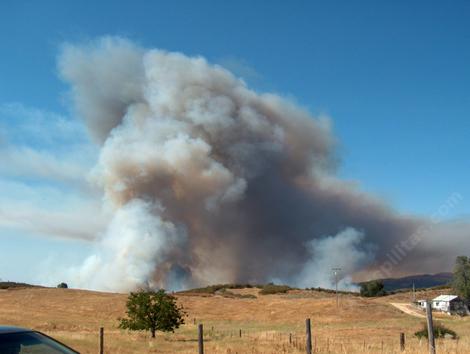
left=376, top=272, right=453, bottom=291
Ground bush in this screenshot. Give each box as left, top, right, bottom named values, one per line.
left=414, top=323, right=458, bottom=339
left=360, top=280, right=386, bottom=297
left=57, top=282, right=68, bottom=289
left=307, top=287, right=360, bottom=296
left=217, top=288, right=257, bottom=299
left=185, top=284, right=226, bottom=294
left=180, top=283, right=260, bottom=294
left=180, top=283, right=291, bottom=296
left=259, top=284, right=291, bottom=295
left=0, top=282, right=36, bottom=290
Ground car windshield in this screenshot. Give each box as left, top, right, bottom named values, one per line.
left=0, top=332, right=78, bottom=354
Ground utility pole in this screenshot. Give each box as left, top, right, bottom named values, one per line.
left=412, top=282, right=416, bottom=303
left=332, top=267, right=342, bottom=309
left=426, top=302, right=436, bottom=354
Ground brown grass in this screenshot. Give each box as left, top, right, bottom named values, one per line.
left=0, top=287, right=469, bottom=353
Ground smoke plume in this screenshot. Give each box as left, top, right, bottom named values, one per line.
left=58, top=37, right=469, bottom=292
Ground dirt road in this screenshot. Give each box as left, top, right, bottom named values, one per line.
left=390, top=302, right=425, bottom=318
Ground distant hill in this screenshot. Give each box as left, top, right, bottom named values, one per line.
left=0, top=281, right=39, bottom=289
left=376, top=273, right=453, bottom=292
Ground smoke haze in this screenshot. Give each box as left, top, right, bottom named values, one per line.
left=58, top=37, right=469, bottom=292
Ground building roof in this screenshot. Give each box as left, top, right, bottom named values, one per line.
left=433, top=295, right=459, bottom=302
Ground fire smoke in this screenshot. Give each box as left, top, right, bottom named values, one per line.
left=59, top=37, right=469, bottom=292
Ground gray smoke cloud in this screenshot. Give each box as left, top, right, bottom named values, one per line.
left=58, top=37, right=470, bottom=292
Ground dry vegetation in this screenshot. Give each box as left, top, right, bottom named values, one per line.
left=0, top=286, right=469, bottom=353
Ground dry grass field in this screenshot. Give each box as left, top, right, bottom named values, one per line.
left=0, top=286, right=469, bottom=353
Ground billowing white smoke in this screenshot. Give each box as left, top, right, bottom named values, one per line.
left=296, top=228, right=373, bottom=290
left=71, top=200, right=185, bottom=292
left=58, top=37, right=469, bottom=292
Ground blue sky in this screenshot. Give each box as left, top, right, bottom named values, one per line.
left=0, top=0, right=469, bottom=284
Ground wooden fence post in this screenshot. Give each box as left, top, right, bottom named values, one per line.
left=305, top=318, right=312, bottom=354
left=400, top=332, right=405, bottom=351
left=289, top=333, right=292, bottom=344
left=99, top=327, right=104, bottom=354
left=198, top=324, right=204, bottom=354
left=239, top=329, right=242, bottom=337
left=426, top=302, right=436, bottom=354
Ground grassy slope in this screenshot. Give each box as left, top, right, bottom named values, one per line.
left=0, top=286, right=469, bottom=353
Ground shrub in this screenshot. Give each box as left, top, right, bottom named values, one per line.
left=414, top=323, right=458, bottom=339
left=188, top=284, right=225, bottom=294
left=216, top=288, right=257, bottom=299
left=57, top=282, right=68, bottom=289
left=0, top=282, right=36, bottom=290
left=180, top=283, right=261, bottom=294
left=259, top=284, right=291, bottom=295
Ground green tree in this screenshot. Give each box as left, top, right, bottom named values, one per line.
left=119, top=289, right=185, bottom=338
left=57, top=282, right=68, bottom=289
left=452, top=256, right=470, bottom=299
left=360, top=280, right=386, bottom=297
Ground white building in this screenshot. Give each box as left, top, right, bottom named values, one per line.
left=416, top=299, right=427, bottom=309
left=431, top=295, right=466, bottom=314
left=415, top=296, right=467, bottom=315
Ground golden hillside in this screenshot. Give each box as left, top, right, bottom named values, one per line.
left=0, top=286, right=468, bottom=353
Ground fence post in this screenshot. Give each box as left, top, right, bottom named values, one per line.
left=305, top=318, right=312, bottom=354
left=239, top=329, right=242, bottom=337
left=99, top=327, right=104, bottom=354
left=400, top=332, right=405, bottom=351
left=198, top=324, right=204, bottom=354
left=426, top=302, right=436, bottom=354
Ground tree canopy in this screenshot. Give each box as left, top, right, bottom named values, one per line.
left=119, top=289, right=185, bottom=338
left=360, top=280, right=386, bottom=297
left=452, top=256, right=470, bottom=299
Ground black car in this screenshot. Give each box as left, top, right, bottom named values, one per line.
left=0, top=326, right=79, bottom=354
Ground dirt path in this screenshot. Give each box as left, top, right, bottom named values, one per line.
left=390, top=302, right=426, bottom=318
